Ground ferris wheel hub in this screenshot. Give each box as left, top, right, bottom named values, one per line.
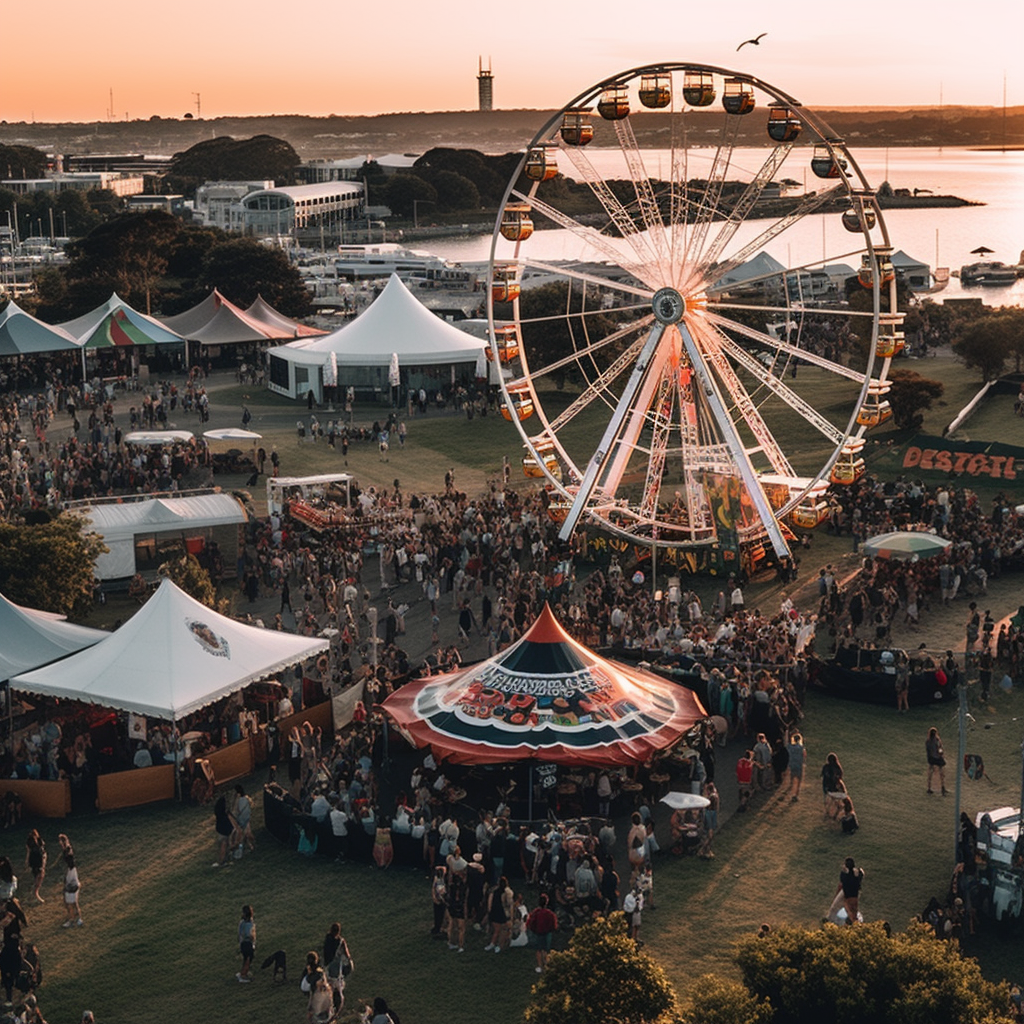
left=652, top=287, right=686, bottom=324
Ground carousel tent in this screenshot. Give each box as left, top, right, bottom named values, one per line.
left=268, top=273, right=485, bottom=401
left=11, top=579, right=327, bottom=719
left=382, top=604, right=706, bottom=766
left=0, top=592, right=108, bottom=683
left=56, top=293, right=184, bottom=348
left=0, top=301, right=80, bottom=355
left=78, top=492, right=248, bottom=580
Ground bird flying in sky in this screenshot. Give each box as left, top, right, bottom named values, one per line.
left=737, top=33, right=767, bottom=50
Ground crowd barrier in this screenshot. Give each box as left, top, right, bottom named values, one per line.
left=2, top=778, right=72, bottom=818
left=96, top=764, right=175, bottom=811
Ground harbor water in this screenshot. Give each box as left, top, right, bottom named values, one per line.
left=427, top=146, right=1024, bottom=306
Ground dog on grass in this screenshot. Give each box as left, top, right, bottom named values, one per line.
left=260, top=949, right=287, bottom=982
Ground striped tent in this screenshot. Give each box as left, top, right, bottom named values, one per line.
left=382, top=604, right=706, bottom=767
left=57, top=294, right=183, bottom=348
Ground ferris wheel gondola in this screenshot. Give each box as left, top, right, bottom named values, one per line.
left=487, top=62, right=899, bottom=560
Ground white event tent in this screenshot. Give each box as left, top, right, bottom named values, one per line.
left=0, top=592, right=108, bottom=683
left=11, top=579, right=328, bottom=720
left=0, top=301, right=80, bottom=356
left=78, top=492, right=248, bottom=580
left=267, top=273, right=485, bottom=401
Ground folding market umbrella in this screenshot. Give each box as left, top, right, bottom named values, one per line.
left=861, top=530, right=952, bottom=560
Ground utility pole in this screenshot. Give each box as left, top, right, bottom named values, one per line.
left=193, top=92, right=201, bottom=119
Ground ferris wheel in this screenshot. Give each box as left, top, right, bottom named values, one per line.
left=486, top=63, right=902, bottom=562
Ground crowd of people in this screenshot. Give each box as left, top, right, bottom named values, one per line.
left=4, top=364, right=1024, bottom=1019
left=0, top=832, right=89, bottom=1023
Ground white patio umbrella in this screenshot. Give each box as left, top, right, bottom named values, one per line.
left=660, top=792, right=711, bottom=811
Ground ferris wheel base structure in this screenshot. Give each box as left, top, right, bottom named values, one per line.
left=489, top=62, right=900, bottom=568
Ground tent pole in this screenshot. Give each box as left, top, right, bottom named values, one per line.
left=528, top=763, right=534, bottom=824
left=81, top=345, right=87, bottom=385
left=173, top=723, right=182, bottom=802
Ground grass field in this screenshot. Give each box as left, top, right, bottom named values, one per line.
left=26, top=350, right=1024, bottom=1023
left=26, top=680, right=1024, bottom=1024
left=208, top=349, right=997, bottom=508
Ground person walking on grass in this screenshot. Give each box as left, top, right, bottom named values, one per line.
left=236, top=904, right=256, bottom=983
left=62, top=853, right=82, bottom=928
left=786, top=733, right=806, bottom=802
left=24, top=830, right=45, bottom=904
left=526, top=893, right=558, bottom=974
left=926, top=727, right=947, bottom=795
left=837, top=856, right=864, bottom=924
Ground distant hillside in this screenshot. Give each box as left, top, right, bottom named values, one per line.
left=1, top=106, right=1020, bottom=160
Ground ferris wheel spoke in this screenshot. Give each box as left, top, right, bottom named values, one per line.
left=688, top=319, right=794, bottom=476
left=677, top=321, right=791, bottom=559
left=685, top=143, right=794, bottom=291
left=555, top=145, right=661, bottom=270
left=638, top=373, right=676, bottom=521
left=681, top=123, right=741, bottom=270
left=705, top=185, right=846, bottom=286
left=710, top=300, right=877, bottom=320
left=707, top=243, right=877, bottom=299
left=518, top=257, right=653, bottom=300
left=704, top=310, right=867, bottom=383
left=511, top=318, right=651, bottom=392
left=510, top=188, right=649, bottom=274
left=612, top=118, right=672, bottom=277
left=542, top=338, right=650, bottom=434
left=715, top=332, right=849, bottom=446
left=557, top=321, right=667, bottom=541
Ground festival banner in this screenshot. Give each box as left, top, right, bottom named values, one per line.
left=901, top=434, right=1024, bottom=480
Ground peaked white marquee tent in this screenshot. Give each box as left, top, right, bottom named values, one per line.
left=0, top=592, right=108, bottom=683
left=267, top=273, right=485, bottom=401
left=11, top=579, right=327, bottom=719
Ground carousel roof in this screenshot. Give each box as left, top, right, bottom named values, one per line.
left=382, top=604, right=706, bottom=767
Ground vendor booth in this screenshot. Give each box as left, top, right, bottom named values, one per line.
left=75, top=492, right=248, bottom=582
left=11, top=580, right=329, bottom=811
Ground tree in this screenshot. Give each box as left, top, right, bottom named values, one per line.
left=0, top=516, right=106, bottom=617
left=734, top=923, right=1013, bottom=1024
left=192, top=238, right=312, bottom=317
left=679, top=975, right=773, bottom=1024
left=0, top=144, right=48, bottom=180
left=523, top=914, right=677, bottom=1024
left=157, top=552, right=227, bottom=613
left=886, top=368, right=945, bottom=430
left=381, top=174, right=437, bottom=219
left=166, top=135, right=300, bottom=196
left=59, top=210, right=182, bottom=316
left=952, top=314, right=1015, bottom=381
left=429, top=169, right=480, bottom=213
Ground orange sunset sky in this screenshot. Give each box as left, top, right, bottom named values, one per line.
left=3, top=0, right=1020, bottom=122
